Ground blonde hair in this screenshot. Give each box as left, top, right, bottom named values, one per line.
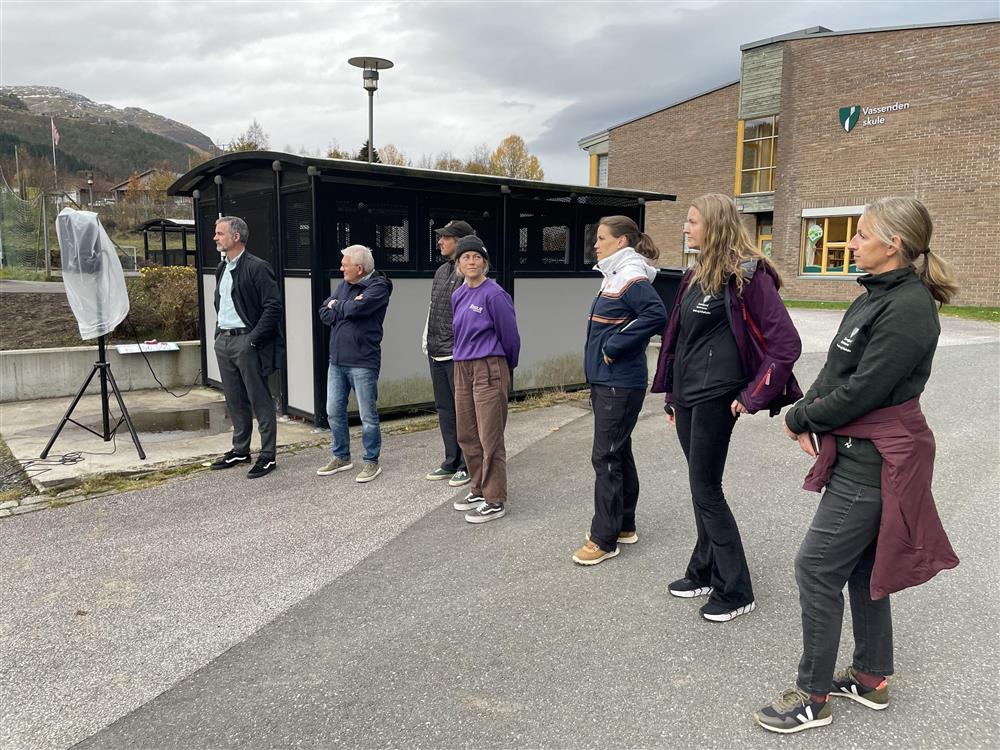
left=863, top=197, right=957, bottom=305
left=599, top=215, right=659, bottom=263
left=689, top=194, right=775, bottom=295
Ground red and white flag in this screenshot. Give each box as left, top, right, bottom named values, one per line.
left=51, top=117, right=61, bottom=147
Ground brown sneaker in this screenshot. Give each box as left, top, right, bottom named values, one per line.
left=586, top=530, right=638, bottom=545
left=572, top=540, right=620, bottom=566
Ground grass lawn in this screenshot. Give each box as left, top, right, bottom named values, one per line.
left=785, top=300, right=999, bottom=323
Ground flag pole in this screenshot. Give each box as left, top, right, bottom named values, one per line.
left=50, top=117, right=59, bottom=189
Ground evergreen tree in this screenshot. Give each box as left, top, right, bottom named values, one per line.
left=355, top=139, right=381, bottom=163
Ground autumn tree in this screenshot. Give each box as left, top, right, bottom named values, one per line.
left=433, top=151, right=463, bottom=172
left=463, top=142, right=493, bottom=175
left=489, top=134, right=544, bottom=180
left=326, top=140, right=352, bottom=159
left=228, top=119, right=270, bottom=152
left=378, top=143, right=409, bottom=166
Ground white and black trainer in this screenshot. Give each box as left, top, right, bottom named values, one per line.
left=700, top=599, right=756, bottom=622
left=210, top=450, right=251, bottom=470
left=465, top=502, right=505, bottom=524
left=668, top=577, right=714, bottom=598
left=453, top=492, right=485, bottom=511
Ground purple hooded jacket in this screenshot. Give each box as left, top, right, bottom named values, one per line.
left=651, top=259, right=802, bottom=416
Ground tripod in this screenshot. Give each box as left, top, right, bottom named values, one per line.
left=41, top=335, right=146, bottom=459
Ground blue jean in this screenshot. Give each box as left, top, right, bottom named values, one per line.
left=326, top=364, right=381, bottom=463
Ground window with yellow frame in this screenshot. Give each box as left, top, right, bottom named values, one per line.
left=801, top=215, right=861, bottom=275
left=735, top=115, right=778, bottom=195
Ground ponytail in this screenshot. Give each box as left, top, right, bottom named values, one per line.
left=598, top=215, right=660, bottom=264
left=864, top=197, right=958, bottom=305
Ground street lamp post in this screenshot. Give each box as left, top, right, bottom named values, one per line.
left=347, top=56, right=394, bottom=164
left=86, top=172, right=94, bottom=206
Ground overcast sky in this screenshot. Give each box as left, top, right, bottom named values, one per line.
left=2, top=0, right=996, bottom=183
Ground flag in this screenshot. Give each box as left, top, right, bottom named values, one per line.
left=51, top=117, right=61, bottom=147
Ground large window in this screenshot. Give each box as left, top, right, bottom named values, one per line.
left=597, top=154, right=608, bottom=187
left=735, top=115, right=778, bottom=194
left=801, top=212, right=862, bottom=276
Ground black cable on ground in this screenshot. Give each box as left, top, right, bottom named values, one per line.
left=122, top=316, right=202, bottom=398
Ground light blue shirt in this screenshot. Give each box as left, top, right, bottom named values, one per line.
left=218, top=251, right=247, bottom=329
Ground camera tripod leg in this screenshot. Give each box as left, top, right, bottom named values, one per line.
left=40, top=364, right=100, bottom=458
left=105, top=366, right=146, bottom=460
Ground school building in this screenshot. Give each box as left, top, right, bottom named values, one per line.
left=578, top=19, right=1000, bottom=305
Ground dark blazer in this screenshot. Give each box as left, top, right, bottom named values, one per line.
left=214, top=251, right=285, bottom=376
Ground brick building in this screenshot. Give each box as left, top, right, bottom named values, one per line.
left=579, top=20, right=1000, bottom=305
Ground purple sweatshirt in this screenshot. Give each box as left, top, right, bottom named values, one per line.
left=451, top=278, right=520, bottom=369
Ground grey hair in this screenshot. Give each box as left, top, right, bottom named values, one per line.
left=342, top=244, right=375, bottom=274
left=216, top=216, right=249, bottom=244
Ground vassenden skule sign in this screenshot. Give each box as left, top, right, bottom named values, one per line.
left=838, top=101, right=910, bottom=132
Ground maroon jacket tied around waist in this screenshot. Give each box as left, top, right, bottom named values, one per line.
left=804, top=397, right=959, bottom=600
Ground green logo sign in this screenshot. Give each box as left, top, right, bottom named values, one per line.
left=839, top=106, right=860, bottom=132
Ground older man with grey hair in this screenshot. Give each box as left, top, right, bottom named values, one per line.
left=317, top=245, right=393, bottom=482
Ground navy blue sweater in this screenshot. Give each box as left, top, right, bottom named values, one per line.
left=584, top=249, right=667, bottom=390
left=318, top=272, right=393, bottom=370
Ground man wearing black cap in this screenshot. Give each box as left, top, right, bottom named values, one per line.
left=421, top=220, right=475, bottom=486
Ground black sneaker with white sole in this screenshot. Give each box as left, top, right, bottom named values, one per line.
left=453, top=492, right=485, bottom=511
left=755, top=688, right=832, bottom=734
left=700, top=599, right=756, bottom=622
left=668, top=577, right=713, bottom=598
left=247, top=456, right=276, bottom=479
left=210, top=450, right=251, bottom=470
left=465, top=502, right=505, bottom=524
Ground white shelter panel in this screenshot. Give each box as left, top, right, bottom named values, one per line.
left=285, top=277, right=314, bottom=413
left=201, top=274, right=219, bottom=382
left=513, top=277, right=596, bottom=391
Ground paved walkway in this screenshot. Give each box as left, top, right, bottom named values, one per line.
left=1, top=312, right=997, bottom=749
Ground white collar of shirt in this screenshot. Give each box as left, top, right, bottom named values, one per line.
left=225, top=249, right=246, bottom=269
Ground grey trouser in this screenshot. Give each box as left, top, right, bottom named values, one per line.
left=796, top=474, right=894, bottom=694
left=214, top=332, right=277, bottom=459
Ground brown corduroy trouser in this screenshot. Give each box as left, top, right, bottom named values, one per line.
left=454, top=356, right=510, bottom=504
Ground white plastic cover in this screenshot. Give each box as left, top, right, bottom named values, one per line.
left=55, top=208, right=130, bottom=340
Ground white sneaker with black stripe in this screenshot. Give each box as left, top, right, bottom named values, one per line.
left=700, top=599, right=756, bottom=622
left=465, top=502, right=505, bottom=524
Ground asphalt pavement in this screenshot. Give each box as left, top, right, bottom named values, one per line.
left=1, top=312, right=997, bottom=750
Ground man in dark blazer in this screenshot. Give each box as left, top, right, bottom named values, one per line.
left=210, top=216, right=284, bottom=478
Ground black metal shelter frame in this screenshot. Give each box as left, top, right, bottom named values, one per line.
left=169, top=152, right=675, bottom=423
left=137, top=218, right=197, bottom=267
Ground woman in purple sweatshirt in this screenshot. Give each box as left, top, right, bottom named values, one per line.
left=450, top=235, right=521, bottom=524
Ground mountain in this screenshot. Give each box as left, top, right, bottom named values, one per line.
left=5, top=86, right=217, bottom=153
left=0, top=87, right=220, bottom=184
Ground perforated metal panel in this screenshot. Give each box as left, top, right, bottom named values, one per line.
left=282, top=191, right=311, bottom=270
left=197, top=197, right=218, bottom=268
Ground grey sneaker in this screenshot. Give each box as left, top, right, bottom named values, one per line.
left=355, top=462, right=382, bottom=483
left=317, top=457, right=353, bottom=476
left=830, top=666, right=890, bottom=710
left=448, top=470, right=471, bottom=487
left=465, top=502, right=506, bottom=524
left=453, top=492, right=485, bottom=511
left=425, top=467, right=453, bottom=481
left=754, top=688, right=832, bottom=734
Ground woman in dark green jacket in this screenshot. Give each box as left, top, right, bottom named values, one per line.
left=755, top=197, right=959, bottom=734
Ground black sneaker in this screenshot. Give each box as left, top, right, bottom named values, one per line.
left=210, top=450, right=251, bottom=470
left=247, top=456, right=276, bottom=479
left=830, top=666, right=890, bottom=710
left=668, top=577, right=713, bottom=598
left=453, top=492, right=485, bottom=511
left=465, top=502, right=505, bottom=524
left=700, top=599, right=756, bottom=622
left=754, top=687, right=832, bottom=734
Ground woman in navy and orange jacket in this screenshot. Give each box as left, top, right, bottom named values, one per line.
left=650, top=193, right=802, bottom=623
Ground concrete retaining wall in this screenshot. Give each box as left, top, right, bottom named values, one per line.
left=1, top=342, right=201, bottom=402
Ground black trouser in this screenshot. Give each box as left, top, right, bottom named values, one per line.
left=796, top=474, right=893, bottom=694
left=673, top=392, right=754, bottom=607
left=589, top=384, right=646, bottom=552
left=429, top=357, right=465, bottom=473
left=214, top=332, right=276, bottom=459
